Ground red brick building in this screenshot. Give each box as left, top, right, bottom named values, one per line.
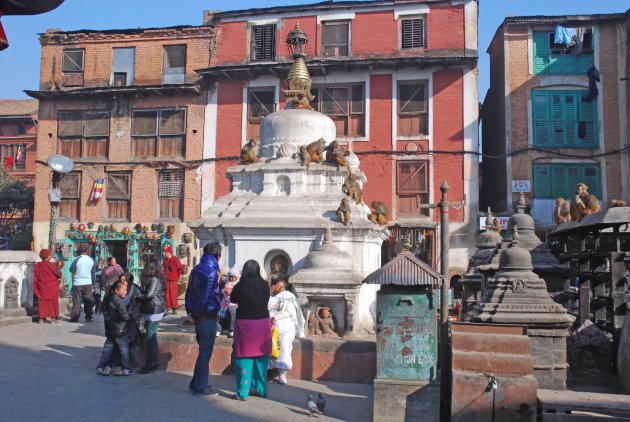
left=481, top=10, right=630, bottom=229
left=0, top=99, right=38, bottom=185
left=27, top=25, right=215, bottom=280
left=198, top=0, right=479, bottom=276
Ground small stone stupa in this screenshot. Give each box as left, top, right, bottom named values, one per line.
left=466, top=228, right=575, bottom=390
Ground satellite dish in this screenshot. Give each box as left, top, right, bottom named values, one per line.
left=47, top=155, right=74, bottom=173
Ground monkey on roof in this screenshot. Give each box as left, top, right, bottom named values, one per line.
left=240, top=138, right=259, bottom=165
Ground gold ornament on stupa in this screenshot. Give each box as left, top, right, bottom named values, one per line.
left=284, top=22, right=314, bottom=110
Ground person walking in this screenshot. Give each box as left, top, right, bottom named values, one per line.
left=96, top=280, right=132, bottom=376
left=230, top=260, right=272, bottom=401
left=100, top=257, right=124, bottom=295
left=69, top=244, right=96, bottom=322
left=163, top=245, right=183, bottom=315
left=33, top=249, right=62, bottom=324
left=185, top=242, right=222, bottom=396
left=268, top=277, right=304, bottom=385
left=136, top=258, right=165, bottom=374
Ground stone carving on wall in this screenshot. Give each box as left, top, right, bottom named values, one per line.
left=276, top=176, right=290, bottom=196
left=568, top=320, right=612, bottom=384
left=268, top=254, right=290, bottom=283
left=4, top=278, right=19, bottom=309
left=307, top=306, right=339, bottom=337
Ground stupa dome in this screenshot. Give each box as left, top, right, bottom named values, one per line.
left=498, top=228, right=533, bottom=271
left=259, top=109, right=337, bottom=158
left=303, top=228, right=354, bottom=270
left=476, top=230, right=502, bottom=249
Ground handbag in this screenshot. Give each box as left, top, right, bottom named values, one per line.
left=271, top=326, right=281, bottom=359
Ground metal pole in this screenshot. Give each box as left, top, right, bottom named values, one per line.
left=439, top=180, right=451, bottom=420
left=48, top=172, right=61, bottom=251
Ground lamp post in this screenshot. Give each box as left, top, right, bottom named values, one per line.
left=439, top=180, right=451, bottom=421
left=46, top=155, right=74, bottom=251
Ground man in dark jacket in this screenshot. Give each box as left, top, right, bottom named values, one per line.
left=96, top=280, right=132, bottom=376
left=185, top=241, right=222, bottom=396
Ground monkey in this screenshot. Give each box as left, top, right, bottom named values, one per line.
left=570, top=183, right=600, bottom=220
left=553, top=197, right=572, bottom=225
left=325, top=140, right=352, bottom=173
left=492, top=217, right=502, bottom=235
left=608, top=199, right=627, bottom=208
left=342, top=174, right=363, bottom=205
left=240, top=138, right=259, bottom=165
left=336, top=198, right=351, bottom=226
left=305, top=138, right=326, bottom=164
left=368, top=201, right=389, bottom=226
left=299, top=145, right=311, bottom=168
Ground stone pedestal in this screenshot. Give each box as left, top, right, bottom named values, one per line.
left=374, top=379, right=440, bottom=422
left=0, top=251, right=38, bottom=314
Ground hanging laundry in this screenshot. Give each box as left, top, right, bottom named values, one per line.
left=15, top=145, right=23, bottom=162
left=90, top=178, right=104, bottom=202
left=582, top=63, right=600, bottom=102
left=574, top=27, right=586, bottom=54
left=0, top=12, right=8, bottom=51
left=554, top=24, right=577, bottom=47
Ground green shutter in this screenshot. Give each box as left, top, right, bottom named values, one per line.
left=532, top=92, right=550, bottom=146
left=533, top=31, right=593, bottom=75
left=580, top=165, right=601, bottom=198
left=533, top=32, right=551, bottom=74
left=533, top=164, right=552, bottom=199
left=564, top=94, right=578, bottom=147
left=551, top=166, right=567, bottom=198
left=578, top=95, right=597, bottom=147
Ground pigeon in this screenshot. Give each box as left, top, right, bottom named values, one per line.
left=307, top=394, right=322, bottom=417
left=316, top=393, right=326, bottom=413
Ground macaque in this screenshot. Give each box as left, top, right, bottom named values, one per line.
left=609, top=199, right=627, bottom=208
left=368, top=201, right=389, bottom=226
left=240, top=138, right=259, bottom=165
left=299, top=145, right=311, bottom=168
left=305, top=138, right=326, bottom=164
left=337, top=198, right=351, bottom=226
left=325, top=140, right=352, bottom=173
left=342, top=174, right=363, bottom=205
left=492, top=217, right=502, bottom=235
left=553, top=197, right=572, bottom=225
left=570, top=183, right=600, bottom=220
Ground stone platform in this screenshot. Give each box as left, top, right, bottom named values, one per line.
left=538, top=389, right=630, bottom=421
left=157, top=315, right=376, bottom=384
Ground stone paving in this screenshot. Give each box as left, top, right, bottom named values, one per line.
left=0, top=314, right=373, bottom=421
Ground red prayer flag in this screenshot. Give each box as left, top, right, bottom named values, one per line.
left=0, top=12, right=8, bottom=51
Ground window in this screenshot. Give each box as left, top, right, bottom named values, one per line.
left=532, top=90, right=597, bottom=148
left=533, top=163, right=601, bottom=199
left=0, top=144, right=26, bottom=170
left=397, top=81, right=429, bottom=136
left=59, top=172, right=80, bottom=219
left=401, top=18, right=425, bottom=49
left=251, top=24, right=276, bottom=61
left=106, top=173, right=130, bottom=221
left=131, top=108, right=185, bottom=157
left=61, top=49, right=85, bottom=86
left=163, top=45, right=186, bottom=84
left=321, top=21, right=349, bottom=57
left=110, top=47, right=135, bottom=86
left=533, top=31, right=593, bottom=75
left=57, top=111, right=109, bottom=159
left=396, top=161, right=429, bottom=217
left=158, top=170, right=183, bottom=219
left=310, top=83, right=365, bottom=137
left=247, top=87, right=275, bottom=140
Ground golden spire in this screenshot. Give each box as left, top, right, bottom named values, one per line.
left=284, top=22, right=314, bottom=110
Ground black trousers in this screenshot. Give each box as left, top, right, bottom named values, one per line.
left=71, top=284, right=94, bottom=321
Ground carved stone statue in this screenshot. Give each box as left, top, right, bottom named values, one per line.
left=4, top=279, right=19, bottom=309
left=268, top=255, right=289, bottom=283
left=325, top=140, right=352, bottom=173
left=240, top=138, right=259, bottom=165
left=337, top=198, right=351, bottom=226
left=570, top=183, right=600, bottom=220
left=568, top=320, right=612, bottom=384
left=305, top=138, right=326, bottom=164
left=343, top=174, right=363, bottom=205
left=299, top=145, right=311, bottom=168
left=307, top=306, right=338, bottom=337
left=368, top=201, right=389, bottom=226
left=554, top=197, right=572, bottom=224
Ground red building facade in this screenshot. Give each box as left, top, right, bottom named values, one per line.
left=0, top=99, right=38, bottom=185
left=198, top=0, right=479, bottom=276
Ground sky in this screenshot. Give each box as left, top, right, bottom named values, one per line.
left=0, top=0, right=626, bottom=102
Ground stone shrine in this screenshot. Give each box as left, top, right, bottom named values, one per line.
left=190, top=24, right=388, bottom=334
left=465, top=229, right=575, bottom=390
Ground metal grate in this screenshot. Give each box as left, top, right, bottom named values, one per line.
left=159, top=170, right=183, bottom=198
left=401, top=19, right=425, bottom=49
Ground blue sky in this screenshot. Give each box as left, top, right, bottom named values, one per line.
left=0, top=0, right=626, bottom=101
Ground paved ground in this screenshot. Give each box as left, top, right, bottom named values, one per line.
left=0, top=314, right=373, bottom=422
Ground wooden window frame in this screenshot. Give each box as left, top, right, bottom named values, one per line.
left=57, top=110, right=109, bottom=159
left=0, top=144, right=27, bottom=171
left=400, top=17, right=426, bottom=50
left=158, top=170, right=183, bottom=220
left=251, top=24, right=276, bottom=61
left=396, top=160, right=430, bottom=217
left=397, top=80, right=429, bottom=136
left=58, top=172, right=81, bottom=220
left=162, top=44, right=186, bottom=83
left=246, top=87, right=275, bottom=141
left=105, top=173, right=131, bottom=222
left=131, top=108, right=186, bottom=158
left=310, top=83, right=365, bottom=138
left=62, top=49, right=84, bottom=73
left=548, top=30, right=593, bottom=56
left=321, top=20, right=350, bottom=58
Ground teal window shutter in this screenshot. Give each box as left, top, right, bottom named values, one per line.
left=533, top=31, right=593, bottom=75
left=533, top=164, right=551, bottom=198
left=532, top=92, right=551, bottom=146
left=580, top=165, right=601, bottom=197
left=533, top=32, right=551, bottom=74
left=578, top=95, right=597, bottom=147
left=533, top=163, right=601, bottom=199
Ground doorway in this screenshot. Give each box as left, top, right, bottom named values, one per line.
left=105, top=241, right=128, bottom=271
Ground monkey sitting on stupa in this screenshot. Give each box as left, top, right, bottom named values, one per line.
left=570, top=183, right=600, bottom=220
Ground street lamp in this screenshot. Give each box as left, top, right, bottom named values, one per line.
left=46, top=154, right=73, bottom=251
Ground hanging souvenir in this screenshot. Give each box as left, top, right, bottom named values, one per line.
left=78, top=223, right=86, bottom=232
left=89, top=178, right=105, bottom=202
left=122, top=227, right=131, bottom=236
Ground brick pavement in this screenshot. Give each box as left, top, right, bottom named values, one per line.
left=0, top=316, right=373, bottom=421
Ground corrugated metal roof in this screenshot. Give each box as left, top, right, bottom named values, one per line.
left=39, top=25, right=211, bottom=37
left=24, top=84, right=200, bottom=99
left=214, top=0, right=386, bottom=18
left=363, top=250, right=443, bottom=286
left=504, top=11, right=627, bottom=24
left=0, top=99, right=38, bottom=117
